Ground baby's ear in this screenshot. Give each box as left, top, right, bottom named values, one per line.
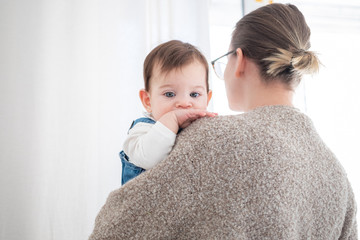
left=139, top=89, right=152, bottom=113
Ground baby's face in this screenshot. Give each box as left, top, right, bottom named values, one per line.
left=147, top=61, right=211, bottom=120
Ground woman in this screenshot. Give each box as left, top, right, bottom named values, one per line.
left=89, top=4, right=357, bottom=239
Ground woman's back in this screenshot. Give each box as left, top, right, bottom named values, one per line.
left=180, top=105, right=356, bottom=239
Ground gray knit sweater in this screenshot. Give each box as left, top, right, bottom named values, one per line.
left=89, top=105, right=357, bottom=239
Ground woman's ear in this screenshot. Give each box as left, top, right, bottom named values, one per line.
left=207, top=90, right=213, bottom=105
left=139, top=89, right=152, bottom=113
left=235, top=48, right=245, bottom=78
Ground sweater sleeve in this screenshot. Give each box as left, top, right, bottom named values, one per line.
left=123, top=121, right=176, bottom=169
left=339, top=180, right=358, bottom=239
left=88, top=132, right=199, bottom=240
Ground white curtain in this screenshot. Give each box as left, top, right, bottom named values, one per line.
left=0, top=0, right=210, bottom=239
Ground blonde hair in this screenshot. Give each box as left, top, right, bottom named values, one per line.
left=231, top=3, right=320, bottom=89
left=264, top=48, right=319, bottom=76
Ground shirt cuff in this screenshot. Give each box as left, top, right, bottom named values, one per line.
left=152, top=121, right=177, bottom=140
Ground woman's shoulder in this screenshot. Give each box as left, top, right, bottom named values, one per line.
left=187, top=105, right=307, bottom=131
left=176, top=113, right=253, bottom=151
left=184, top=114, right=245, bottom=136
left=177, top=105, right=313, bottom=146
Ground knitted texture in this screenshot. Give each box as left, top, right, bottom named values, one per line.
left=89, top=105, right=357, bottom=239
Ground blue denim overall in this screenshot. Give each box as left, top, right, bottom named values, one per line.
left=120, top=117, right=156, bottom=185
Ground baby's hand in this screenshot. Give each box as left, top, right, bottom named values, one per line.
left=159, top=109, right=217, bottom=134
left=174, top=109, right=217, bottom=129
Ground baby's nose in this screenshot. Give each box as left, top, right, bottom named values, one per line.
left=175, top=98, right=192, bottom=108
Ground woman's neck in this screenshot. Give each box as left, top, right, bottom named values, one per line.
left=242, top=70, right=294, bottom=112
left=238, top=59, right=294, bottom=112
left=246, top=83, right=294, bottom=111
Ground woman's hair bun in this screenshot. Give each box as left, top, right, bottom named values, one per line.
left=264, top=48, right=320, bottom=77
left=291, top=50, right=320, bottom=75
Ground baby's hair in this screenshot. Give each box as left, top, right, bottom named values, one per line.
left=143, top=40, right=209, bottom=92
left=231, top=3, right=320, bottom=89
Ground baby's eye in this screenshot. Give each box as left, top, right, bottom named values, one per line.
left=190, top=92, right=200, bottom=98
left=164, top=92, right=175, bottom=98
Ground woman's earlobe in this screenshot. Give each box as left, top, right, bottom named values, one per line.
left=235, top=48, right=245, bottom=78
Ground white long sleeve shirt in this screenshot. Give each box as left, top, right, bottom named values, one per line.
left=122, top=120, right=176, bottom=170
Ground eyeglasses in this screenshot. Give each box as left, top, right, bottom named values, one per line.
left=211, top=50, right=235, bottom=80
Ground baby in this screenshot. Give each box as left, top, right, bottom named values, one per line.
left=120, top=40, right=216, bottom=185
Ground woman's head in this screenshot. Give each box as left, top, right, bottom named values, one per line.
left=230, top=3, right=319, bottom=89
